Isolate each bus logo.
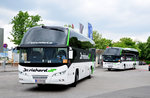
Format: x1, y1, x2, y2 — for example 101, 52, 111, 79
48, 69, 57, 72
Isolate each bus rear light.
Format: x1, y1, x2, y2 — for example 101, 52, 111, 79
63, 59, 68, 63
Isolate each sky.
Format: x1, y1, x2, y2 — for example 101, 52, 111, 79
0, 0, 150, 48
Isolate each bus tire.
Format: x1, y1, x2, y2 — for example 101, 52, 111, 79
149, 66, 150, 71
108, 68, 111, 71
123, 64, 126, 71
71, 70, 79, 87
133, 63, 136, 69
37, 84, 45, 87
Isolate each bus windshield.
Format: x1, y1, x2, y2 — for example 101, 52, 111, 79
104, 48, 120, 56
19, 48, 67, 63
103, 55, 120, 62
21, 27, 67, 45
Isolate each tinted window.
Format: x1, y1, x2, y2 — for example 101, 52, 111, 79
21, 27, 67, 45
122, 54, 136, 61
69, 37, 93, 49
103, 55, 120, 62
104, 48, 120, 55
19, 48, 67, 64
69, 31, 94, 49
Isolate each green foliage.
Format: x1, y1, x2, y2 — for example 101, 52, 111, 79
137, 42, 146, 60
113, 37, 137, 48
145, 61, 150, 64
9, 11, 43, 45
145, 36, 150, 60
81, 41, 94, 49
93, 31, 112, 49
137, 36, 150, 60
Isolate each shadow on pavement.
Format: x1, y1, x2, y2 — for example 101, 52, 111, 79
25, 76, 92, 92
26, 84, 70, 92
104, 68, 136, 72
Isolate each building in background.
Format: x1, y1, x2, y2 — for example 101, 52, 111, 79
95, 49, 104, 67
0, 28, 4, 53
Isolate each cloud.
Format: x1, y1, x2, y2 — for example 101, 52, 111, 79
101, 30, 149, 42
0, 7, 17, 48
0, 7, 17, 22
32, 0, 150, 32
0, 0, 150, 48
0, 7, 67, 48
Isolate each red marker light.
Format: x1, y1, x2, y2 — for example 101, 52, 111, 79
72, 24, 74, 29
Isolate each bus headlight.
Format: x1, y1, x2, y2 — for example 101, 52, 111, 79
52, 70, 66, 77
19, 71, 28, 76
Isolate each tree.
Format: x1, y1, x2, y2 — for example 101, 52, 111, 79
113, 37, 137, 49
137, 42, 146, 60
93, 30, 112, 49
9, 11, 43, 45
145, 36, 150, 60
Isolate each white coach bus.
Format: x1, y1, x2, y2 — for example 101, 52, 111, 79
17, 26, 95, 87
103, 47, 139, 71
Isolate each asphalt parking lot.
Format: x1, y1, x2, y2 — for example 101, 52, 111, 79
0, 65, 150, 98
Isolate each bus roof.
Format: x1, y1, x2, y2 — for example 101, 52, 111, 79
110, 47, 138, 52
103, 47, 139, 56
122, 48, 138, 52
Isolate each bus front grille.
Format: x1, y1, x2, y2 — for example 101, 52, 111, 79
32, 75, 48, 79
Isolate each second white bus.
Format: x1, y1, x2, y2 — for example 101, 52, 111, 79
103, 47, 139, 71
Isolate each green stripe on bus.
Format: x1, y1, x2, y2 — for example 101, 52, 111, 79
88, 53, 91, 59
67, 28, 71, 46
120, 49, 122, 55
91, 55, 94, 74
91, 66, 94, 74
48, 69, 56, 72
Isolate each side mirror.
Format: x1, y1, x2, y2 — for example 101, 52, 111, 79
121, 57, 123, 60
16, 46, 20, 50
69, 50, 73, 59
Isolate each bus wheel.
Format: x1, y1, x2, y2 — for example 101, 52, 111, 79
71, 70, 79, 87
123, 65, 126, 71
133, 63, 136, 69
37, 84, 45, 88
149, 66, 150, 71
108, 68, 111, 71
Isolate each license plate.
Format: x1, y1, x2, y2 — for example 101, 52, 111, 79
107, 64, 112, 66
35, 79, 45, 83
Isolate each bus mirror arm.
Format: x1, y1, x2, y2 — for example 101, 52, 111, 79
15, 46, 20, 50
